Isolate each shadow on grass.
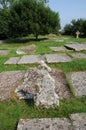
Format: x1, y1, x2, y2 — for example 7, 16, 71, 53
24, 99, 34, 107
6, 37, 48, 44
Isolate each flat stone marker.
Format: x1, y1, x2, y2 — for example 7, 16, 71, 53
4, 57, 20, 64
17, 118, 72, 130
50, 46, 68, 52
0, 71, 25, 101
0, 50, 9, 55
70, 52, 86, 59
18, 55, 45, 64
70, 71, 86, 96
65, 43, 86, 51
46, 54, 72, 63
70, 113, 86, 130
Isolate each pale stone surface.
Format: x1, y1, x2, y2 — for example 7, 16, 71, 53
18, 55, 45, 64
0, 71, 25, 101
0, 50, 9, 55
34, 61, 59, 108
16, 44, 36, 55
50, 46, 68, 52
65, 43, 86, 51
70, 113, 86, 130
46, 54, 72, 63
17, 118, 72, 130
4, 57, 20, 64
15, 68, 71, 100
70, 52, 86, 59
70, 71, 86, 96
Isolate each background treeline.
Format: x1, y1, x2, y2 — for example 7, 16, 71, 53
63, 19, 86, 37
0, 0, 60, 40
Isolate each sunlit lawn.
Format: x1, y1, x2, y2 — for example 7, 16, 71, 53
0, 35, 86, 130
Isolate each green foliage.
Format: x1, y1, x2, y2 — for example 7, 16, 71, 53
0, 0, 60, 39
64, 19, 86, 37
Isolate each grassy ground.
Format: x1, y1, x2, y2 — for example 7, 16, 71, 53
0, 35, 86, 130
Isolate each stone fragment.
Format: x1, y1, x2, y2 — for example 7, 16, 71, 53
34, 61, 59, 108
46, 54, 72, 63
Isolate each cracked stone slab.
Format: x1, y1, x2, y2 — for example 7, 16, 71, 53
46, 54, 72, 63
0, 71, 25, 101
70, 71, 86, 96
50, 46, 68, 52
70, 113, 86, 130
70, 52, 86, 59
65, 43, 86, 51
0, 50, 9, 55
4, 57, 20, 64
18, 55, 45, 64
17, 118, 72, 130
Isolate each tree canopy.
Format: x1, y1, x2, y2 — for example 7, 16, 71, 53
0, 0, 60, 39
63, 19, 86, 37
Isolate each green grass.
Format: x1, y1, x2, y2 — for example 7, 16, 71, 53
0, 35, 86, 130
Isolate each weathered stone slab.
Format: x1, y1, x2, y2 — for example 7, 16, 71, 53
70, 113, 86, 130
4, 57, 20, 64
65, 43, 86, 51
0, 50, 9, 55
17, 118, 72, 130
0, 71, 25, 101
70, 71, 86, 96
46, 54, 72, 63
70, 52, 86, 59
15, 68, 71, 100
18, 55, 45, 64
50, 46, 68, 52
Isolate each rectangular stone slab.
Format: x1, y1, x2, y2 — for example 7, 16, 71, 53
65, 43, 86, 51
17, 118, 72, 130
50, 46, 68, 52
70, 113, 86, 130
70, 71, 86, 96
70, 52, 86, 59
18, 55, 45, 64
4, 57, 20, 64
46, 54, 72, 63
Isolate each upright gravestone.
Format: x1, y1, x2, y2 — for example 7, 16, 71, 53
76, 30, 80, 38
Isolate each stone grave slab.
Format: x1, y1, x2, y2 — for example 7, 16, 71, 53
17, 118, 72, 130
70, 71, 86, 96
70, 113, 86, 130
18, 55, 45, 64
4, 57, 20, 64
50, 46, 68, 52
46, 54, 72, 63
0, 71, 25, 101
0, 50, 9, 55
15, 68, 71, 100
70, 52, 86, 59
65, 43, 86, 51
